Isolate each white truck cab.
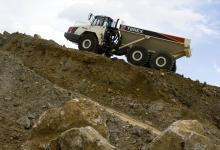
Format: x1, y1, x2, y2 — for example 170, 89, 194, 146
64, 14, 120, 55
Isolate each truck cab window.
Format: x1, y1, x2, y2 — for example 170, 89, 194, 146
103, 21, 108, 27
91, 16, 113, 27
91, 18, 97, 26
91, 17, 103, 26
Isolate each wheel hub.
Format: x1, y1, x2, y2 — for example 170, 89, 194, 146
132, 51, 143, 61
82, 39, 92, 49
156, 56, 167, 67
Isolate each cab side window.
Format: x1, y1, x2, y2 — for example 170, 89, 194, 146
103, 21, 108, 27
91, 18, 97, 26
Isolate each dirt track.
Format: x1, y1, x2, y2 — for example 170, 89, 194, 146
0, 32, 219, 149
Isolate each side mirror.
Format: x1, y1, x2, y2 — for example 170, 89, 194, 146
115, 19, 120, 28
88, 13, 93, 21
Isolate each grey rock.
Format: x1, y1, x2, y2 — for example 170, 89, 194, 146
16, 116, 31, 129
27, 113, 35, 119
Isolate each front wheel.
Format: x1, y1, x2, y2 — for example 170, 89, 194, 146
78, 34, 98, 53
150, 52, 174, 71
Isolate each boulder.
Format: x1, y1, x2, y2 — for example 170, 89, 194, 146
52, 126, 115, 150
22, 98, 109, 149
148, 120, 217, 150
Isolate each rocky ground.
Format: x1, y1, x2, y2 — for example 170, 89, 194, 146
0, 32, 219, 150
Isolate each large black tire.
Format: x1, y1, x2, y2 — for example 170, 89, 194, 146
127, 46, 149, 66
150, 51, 174, 71
78, 34, 98, 53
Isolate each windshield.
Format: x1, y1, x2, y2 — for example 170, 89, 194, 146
90, 16, 114, 28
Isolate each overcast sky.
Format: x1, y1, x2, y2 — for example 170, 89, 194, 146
0, 0, 220, 86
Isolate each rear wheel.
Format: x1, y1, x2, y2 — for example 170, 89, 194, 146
127, 46, 149, 66
150, 51, 174, 71
78, 34, 98, 53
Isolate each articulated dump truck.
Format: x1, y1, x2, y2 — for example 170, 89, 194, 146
64, 13, 191, 72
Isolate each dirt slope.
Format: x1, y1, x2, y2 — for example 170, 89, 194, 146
0, 50, 77, 149
0, 50, 157, 150
0, 32, 219, 149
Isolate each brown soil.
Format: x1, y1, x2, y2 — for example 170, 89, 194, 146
0, 32, 219, 149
